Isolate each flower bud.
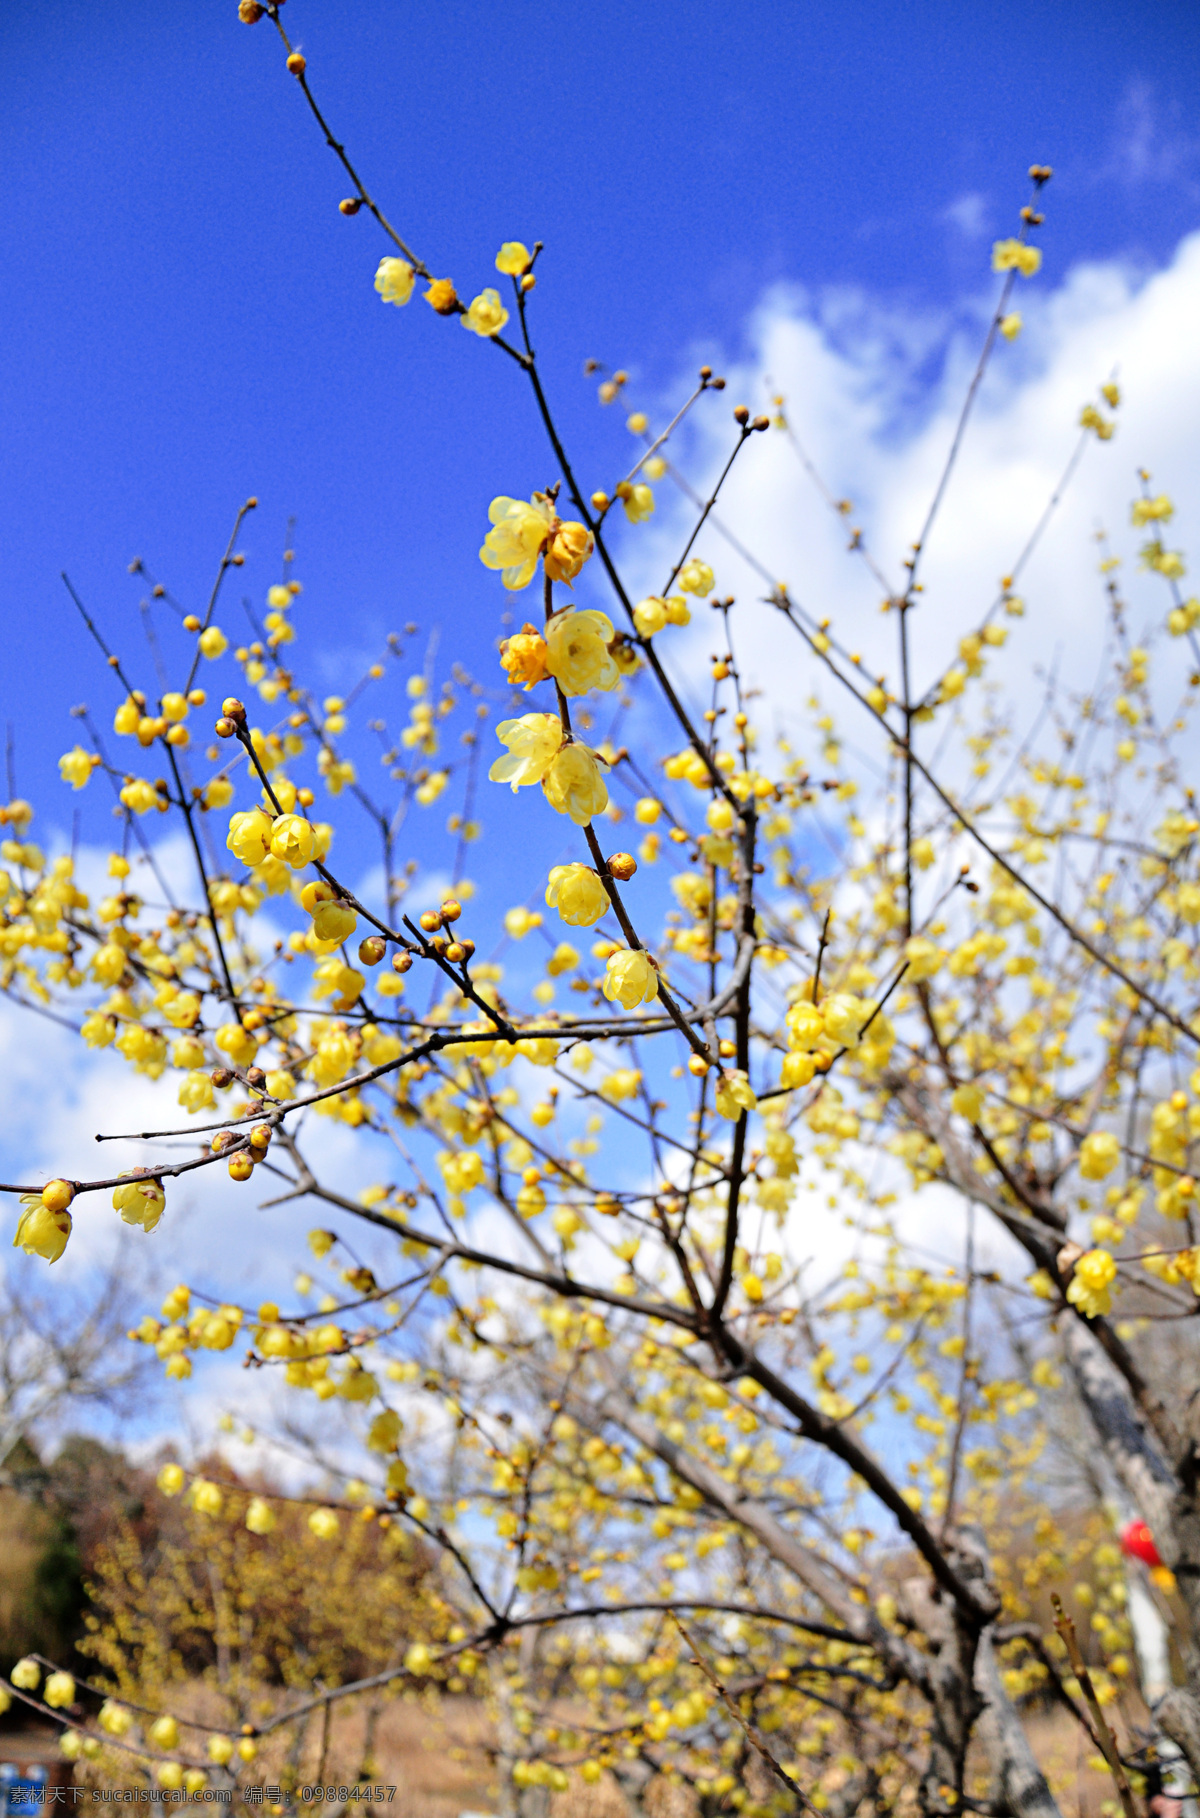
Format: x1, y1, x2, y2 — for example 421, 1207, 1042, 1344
215, 717, 236, 739
221, 697, 246, 723
286, 52, 307, 75
211, 1067, 235, 1089
687, 1053, 710, 1076
238, 0, 265, 18
248, 1125, 272, 1150
359, 936, 387, 966
607, 852, 637, 882
392, 951, 413, 974
41, 1178, 75, 1214
228, 1153, 255, 1183
339, 197, 362, 215
440, 897, 462, 923
183, 614, 200, 632
419, 911, 440, 933
444, 943, 464, 964
590, 491, 610, 512
733, 405, 750, 426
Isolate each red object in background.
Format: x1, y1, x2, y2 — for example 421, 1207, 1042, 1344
1121, 1519, 1163, 1567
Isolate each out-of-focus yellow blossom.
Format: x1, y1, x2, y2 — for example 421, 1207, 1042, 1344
499, 624, 549, 690
156, 1765, 183, 1793
999, 312, 1022, 340
904, 935, 942, 979
270, 812, 315, 868
198, 626, 228, 660
618, 482, 654, 522
911, 837, 936, 869
1131, 493, 1173, 526
716, 1070, 757, 1120
14, 1195, 71, 1264
503, 904, 543, 939
308, 1507, 340, 1540
98, 1702, 132, 1738
374, 257, 415, 306
462, 288, 509, 337
190, 1479, 224, 1517
544, 609, 619, 696
246, 1496, 276, 1534
951, 1083, 984, 1121
1079, 1130, 1120, 1180
495, 242, 531, 275
780, 1052, 816, 1089
207, 1735, 235, 1766
204, 775, 234, 810
81, 1012, 117, 1048
148, 1716, 179, 1750
678, 559, 714, 596
10, 1659, 40, 1691
633, 596, 668, 637
44, 1673, 75, 1710
227, 807, 274, 866
1066, 1248, 1117, 1318
157, 1463, 185, 1496
546, 940, 579, 975
786, 1002, 825, 1051
113, 1175, 166, 1233
120, 778, 161, 815
424, 277, 458, 314
542, 743, 608, 825
545, 863, 610, 925
602, 948, 658, 1008
489, 714, 562, 791
58, 747, 97, 789
992, 238, 1041, 277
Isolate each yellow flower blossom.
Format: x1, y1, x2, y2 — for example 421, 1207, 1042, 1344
633, 596, 668, 636
992, 238, 1042, 277
499, 624, 549, 690
246, 1495, 276, 1534
424, 277, 458, 314
113, 1176, 166, 1233
480, 495, 556, 590
489, 713, 562, 790
10, 1659, 40, 1692
157, 1463, 185, 1496
545, 863, 610, 926
544, 609, 619, 696
14, 1195, 72, 1264
678, 559, 714, 596
715, 1069, 757, 1121
308, 1507, 340, 1539
58, 747, 96, 790
495, 241, 531, 275
1065, 1248, 1117, 1319
270, 811, 315, 868
999, 312, 1022, 340
198, 625, 228, 659
120, 778, 160, 815
179, 1071, 216, 1113
374, 257, 415, 306
618, 482, 654, 522
542, 742, 609, 825
462, 288, 509, 337
602, 948, 658, 1009
1079, 1130, 1120, 1180
544, 519, 594, 583
227, 807, 274, 866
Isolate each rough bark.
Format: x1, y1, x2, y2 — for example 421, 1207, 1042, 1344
973, 1630, 1064, 1818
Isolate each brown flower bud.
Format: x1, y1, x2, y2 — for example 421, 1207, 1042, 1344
358, 936, 387, 966
215, 718, 236, 739
444, 942, 465, 964
458, 938, 475, 960
246, 1067, 266, 1089
248, 1125, 272, 1150
733, 405, 750, 426
392, 950, 413, 974
419, 911, 440, 933
286, 52, 306, 75
607, 852, 637, 882
238, 0, 265, 20
211, 1068, 234, 1089
440, 898, 462, 923
339, 197, 362, 216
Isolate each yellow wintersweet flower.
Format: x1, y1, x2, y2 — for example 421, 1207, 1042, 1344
179, 1071, 215, 1113
495, 241, 531, 276
619, 482, 655, 523
81, 1012, 117, 1048
374, 257, 415, 306
462, 288, 510, 337
544, 609, 619, 696
602, 948, 658, 1009
545, 863, 610, 926
58, 747, 96, 790
424, 277, 458, 314
113, 1175, 166, 1233
120, 778, 160, 815
992, 238, 1041, 277
113, 698, 140, 736
308, 1507, 340, 1540
785, 1002, 825, 1051
98, 1701, 132, 1738
499, 624, 549, 690
246, 1495, 276, 1534
480, 495, 556, 590
190, 1478, 224, 1517
544, 519, 593, 583
489, 713, 562, 791
1132, 493, 1174, 527
13, 1195, 72, 1264
198, 625, 228, 660
998, 312, 1022, 340
207, 1736, 235, 1766
715, 1069, 757, 1121
10, 1659, 40, 1691
148, 1716, 179, 1751
270, 811, 315, 868
678, 559, 714, 597
1066, 1248, 1117, 1319
633, 596, 668, 637
951, 1083, 984, 1122
43, 1672, 75, 1710
226, 807, 274, 866
1079, 1130, 1120, 1180
542, 743, 609, 825
780, 1052, 816, 1090
214, 1021, 257, 1067
204, 775, 234, 810
157, 1462, 185, 1496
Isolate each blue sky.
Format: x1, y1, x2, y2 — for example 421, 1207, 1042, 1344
2, 0, 1199, 842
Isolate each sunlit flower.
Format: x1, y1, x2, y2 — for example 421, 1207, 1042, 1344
545, 863, 610, 926
542, 742, 608, 825
678, 559, 714, 596
424, 277, 458, 314
602, 948, 658, 1009
13, 1195, 71, 1264
58, 747, 96, 790
544, 609, 619, 696
308, 1507, 340, 1540
543, 520, 593, 584
43, 1673, 75, 1710
462, 288, 509, 337
480, 495, 555, 590
489, 713, 562, 790
374, 257, 415, 306
998, 312, 1022, 340
617, 482, 654, 522
157, 1463, 185, 1496
227, 808, 274, 866
1066, 1248, 1117, 1319
1079, 1131, 1120, 1180
715, 1069, 757, 1121
246, 1496, 276, 1534
270, 812, 315, 868
633, 596, 668, 636
113, 1175, 166, 1233
499, 624, 549, 690
992, 238, 1041, 277
495, 242, 531, 275
198, 626, 228, 660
